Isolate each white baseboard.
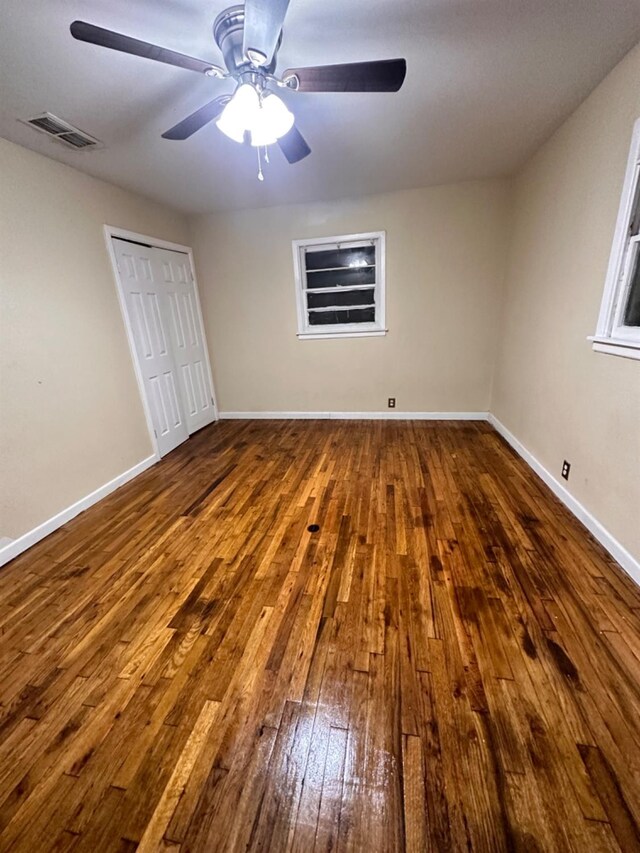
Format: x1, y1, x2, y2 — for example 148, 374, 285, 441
219, 411, 489, 421
0, 454, 158, 568
488, 414, 640, 585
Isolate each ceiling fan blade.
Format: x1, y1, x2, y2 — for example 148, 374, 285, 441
70, 21, 223, 76
162, 97, 230, 140
278, 125, 311, 164
283, 58, 407, 92
242, 0, 291, 66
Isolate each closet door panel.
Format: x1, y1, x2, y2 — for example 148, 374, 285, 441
112, 239, 189, 457
155, 248, 217, 434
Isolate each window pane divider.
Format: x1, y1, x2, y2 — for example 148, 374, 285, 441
306, 264, 375, 273
304, 284, 376, 294
304, 241, 372, 254
308, 304, 375, 313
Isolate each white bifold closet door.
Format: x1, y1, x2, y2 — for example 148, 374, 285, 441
112, 238, 216, 457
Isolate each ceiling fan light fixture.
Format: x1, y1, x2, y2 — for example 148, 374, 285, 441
216, 83, 294, 147
250, 93, 294, 147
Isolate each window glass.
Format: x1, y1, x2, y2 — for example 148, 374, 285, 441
623, 249, 640, 326
305, 267, 375, 289
305, 246, 375, 271
308, 307, 376, 326
307, 288, 375, 310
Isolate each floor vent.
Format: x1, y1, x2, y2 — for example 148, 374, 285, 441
21, 112, 102, 151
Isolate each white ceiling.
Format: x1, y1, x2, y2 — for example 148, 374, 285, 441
2, 0, 640, 214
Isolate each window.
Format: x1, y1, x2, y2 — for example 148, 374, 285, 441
292, 231, 386, 339
592, 118, 640, 360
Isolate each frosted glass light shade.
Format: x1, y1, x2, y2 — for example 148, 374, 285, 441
216, 83, 260, 143
250, 94, 294, 147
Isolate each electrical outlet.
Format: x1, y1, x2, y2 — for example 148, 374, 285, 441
561, 460, 571, 481
388, 397, 396, 408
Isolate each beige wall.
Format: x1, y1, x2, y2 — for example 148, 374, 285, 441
492, 43, 640, 561
189, 181, 512, 415
0, 138, 188, 540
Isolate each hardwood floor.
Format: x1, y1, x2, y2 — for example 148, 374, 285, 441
1, 419, 639, 852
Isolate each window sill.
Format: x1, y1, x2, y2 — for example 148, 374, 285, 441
588, 335, 640, 361
297, 329, 388, 341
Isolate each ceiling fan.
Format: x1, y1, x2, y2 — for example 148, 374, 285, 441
70, 1, 407, 177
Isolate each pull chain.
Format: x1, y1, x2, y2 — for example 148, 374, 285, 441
257, 146, 264, 182
264, 146, 270, 165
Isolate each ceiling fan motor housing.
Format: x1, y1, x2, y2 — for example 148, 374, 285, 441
213, 5, 282, 76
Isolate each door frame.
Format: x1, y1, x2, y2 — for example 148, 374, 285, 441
104, 224, 219, 459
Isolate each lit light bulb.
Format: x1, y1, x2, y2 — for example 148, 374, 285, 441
216, 83, 260, 142
250, 93, 294, 147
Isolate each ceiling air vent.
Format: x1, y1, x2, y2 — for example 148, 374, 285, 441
21, 112, 102, 151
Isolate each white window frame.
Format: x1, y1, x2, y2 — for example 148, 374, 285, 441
292, 231, 387, 340
590, 117, 640, 361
